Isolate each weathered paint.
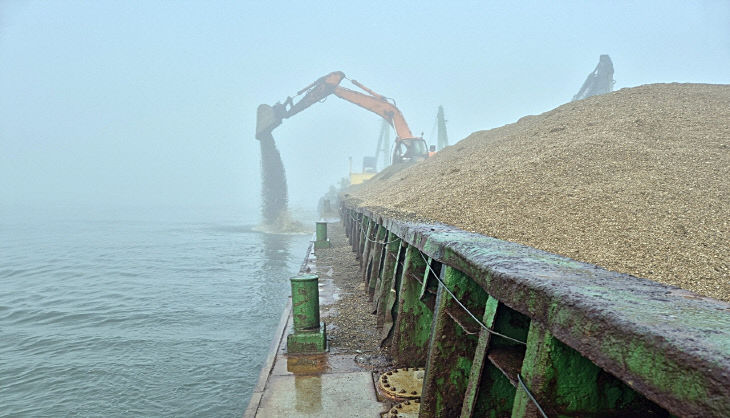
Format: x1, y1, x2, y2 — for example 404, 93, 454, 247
343, 205, 730, 417
373, 231, 401, 323
287, 274, 326, 354
286, 324, 327, 354
357, 215, 368, 261
391, 245, 433, 365
381, 241, 406, 345
360, 219, 375, 273
314, 221, 329, 249
367, 225, 388, 297
420, 266, 487, 417
290, 274, 321, 331
513, 321, 667, 417
479, 362, 518, 418
461, 296, 500, 417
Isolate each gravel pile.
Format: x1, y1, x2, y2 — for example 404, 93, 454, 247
347, 83, 730, 302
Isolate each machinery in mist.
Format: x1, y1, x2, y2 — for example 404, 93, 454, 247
572, 55, 615, 101
436, 105, 449, 151
255, 71, 429, 165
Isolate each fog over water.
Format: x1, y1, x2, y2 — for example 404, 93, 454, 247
1, 1, 728, 211
1, 1, 728, 416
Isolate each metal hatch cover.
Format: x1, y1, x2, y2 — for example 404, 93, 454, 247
377, 367, 425, 400
387, 399, 420, 417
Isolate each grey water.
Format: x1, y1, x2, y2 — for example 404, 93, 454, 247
0, 207, 312, 417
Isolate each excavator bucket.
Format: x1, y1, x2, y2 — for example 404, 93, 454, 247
255, 104, 282, 140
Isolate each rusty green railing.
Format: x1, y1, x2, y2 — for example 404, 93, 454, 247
342, 203, 730, 418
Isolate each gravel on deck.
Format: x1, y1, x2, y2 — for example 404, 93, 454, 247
315, 222, 392, 368
346, 83, 730, 302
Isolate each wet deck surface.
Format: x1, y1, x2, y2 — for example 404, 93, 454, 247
245, 221, 388, 417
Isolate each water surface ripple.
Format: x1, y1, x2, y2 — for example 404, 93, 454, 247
0, 217, 310, 416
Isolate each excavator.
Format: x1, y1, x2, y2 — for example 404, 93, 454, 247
572, 55, 615, 101
255, 71, 428, 164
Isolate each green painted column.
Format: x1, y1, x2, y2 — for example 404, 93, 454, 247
351, 213, 358, 252
360, 220, 375, 280
420, 266, 487, 417
380, 241, 406, 345
461, 296, 500, 417
390, 245, 433, 366
316, 221, 327, 242
287, 274, 327, 353
357, 216, 369, 261
366, 225, 388, 297
512, 321, 664, 417
314, 222, 330, 249
373, 231, 400, 324
290, 274, 320, 331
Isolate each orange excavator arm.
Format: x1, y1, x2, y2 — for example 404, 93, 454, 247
255, 71, 346, 139
332, 85, 414, 139
256, 71, 414, 140
256, 71, 427, 163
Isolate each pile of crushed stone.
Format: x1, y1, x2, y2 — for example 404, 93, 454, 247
346, 83, 730, 302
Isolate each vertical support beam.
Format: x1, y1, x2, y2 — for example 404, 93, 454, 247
360, 219, 375, 274
512, 321, 553, 418
380, 241, 407, 345
364, 224, 387, 295
351, 213, 361, 253
461, 296, 500, 417
357, 215, 369, 262
373, 231, 400, 324
391, 245, 433, 365
346, 210, 354, 245
420, 266, 486, 417
512, 321, 662, 417
365, 226, 382, 296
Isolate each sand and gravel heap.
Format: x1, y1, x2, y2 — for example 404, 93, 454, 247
347, 83, 730, 302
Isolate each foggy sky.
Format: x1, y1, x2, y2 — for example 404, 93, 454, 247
1, 1, 728, 219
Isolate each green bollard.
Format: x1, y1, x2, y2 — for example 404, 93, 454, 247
287, 274, 327, 353
314, 222, 330, 249
291, 274, 321, 331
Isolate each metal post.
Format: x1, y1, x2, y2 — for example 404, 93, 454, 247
287, 274, 327, 353
314, 221, 330, 249
291, 274, 321, 331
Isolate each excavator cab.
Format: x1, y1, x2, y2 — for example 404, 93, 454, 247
392, 138, 428, 164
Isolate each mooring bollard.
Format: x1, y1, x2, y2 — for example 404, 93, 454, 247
287, 274, 327, 353
322, 199, 332, 213
314, 221, 330, 249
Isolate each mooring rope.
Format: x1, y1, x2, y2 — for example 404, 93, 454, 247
419, 251, 527, 346
517, 374, 549, 418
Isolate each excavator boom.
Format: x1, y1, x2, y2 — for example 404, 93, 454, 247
255, 71, 427, 164
256, 71, 345, 139
332, 86, 414, 139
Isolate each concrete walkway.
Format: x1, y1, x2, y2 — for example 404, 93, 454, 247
244, 236, 386, 417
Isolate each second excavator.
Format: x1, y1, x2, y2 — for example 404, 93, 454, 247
255, 71, 428, 164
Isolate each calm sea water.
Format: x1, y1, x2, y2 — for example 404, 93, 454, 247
0, 207, 312, 417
